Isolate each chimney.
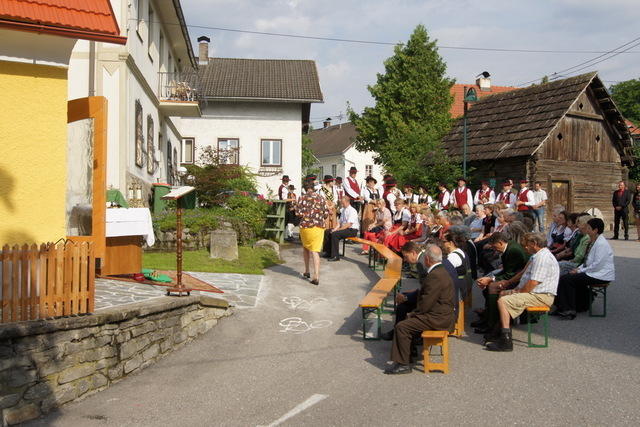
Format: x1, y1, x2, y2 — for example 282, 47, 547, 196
197, 36, 210, 65
323, 117, 332, 129
476, 71, 491, 91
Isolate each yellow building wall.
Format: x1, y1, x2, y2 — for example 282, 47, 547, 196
0, 60, 68, 245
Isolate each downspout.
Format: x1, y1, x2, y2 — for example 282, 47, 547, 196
88, 41, 96, 96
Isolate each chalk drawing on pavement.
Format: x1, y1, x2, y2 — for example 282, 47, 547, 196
278, 317, 333, 334
282, 296, 327, 311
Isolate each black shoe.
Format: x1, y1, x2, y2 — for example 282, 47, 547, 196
302, 272, 311, 279
486, 330, 513, 352
310, 279, 319, 286
470, 319, 487, 328
483, 328, 501, 343
383, 363, 412, 375
625, 236, 629, 241
328, 257, 340, 262
558, 310, 576, 320
322, 253, 331, 258
380, 330, 394, 341
474, 325, 491, 334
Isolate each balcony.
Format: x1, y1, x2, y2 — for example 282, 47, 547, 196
158, 71, 201, 117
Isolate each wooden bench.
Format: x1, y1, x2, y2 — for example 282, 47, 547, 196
588, 282, 610, 317
525, 306, 550, 348
348, 237, 402, 340
421, 330, 449, 374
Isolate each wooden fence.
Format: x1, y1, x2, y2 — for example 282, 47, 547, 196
0, 241, 95, 323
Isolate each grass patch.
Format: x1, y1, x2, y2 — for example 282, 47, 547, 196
143, 246, 282, 275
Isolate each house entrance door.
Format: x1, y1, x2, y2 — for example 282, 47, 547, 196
66, 97, 107, 262
551, 181, 571, 213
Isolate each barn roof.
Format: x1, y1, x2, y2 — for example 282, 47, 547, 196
442, 72, 635, 164
308, 122, 358, 157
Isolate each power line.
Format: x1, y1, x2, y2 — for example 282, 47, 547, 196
135, 19, 640, 55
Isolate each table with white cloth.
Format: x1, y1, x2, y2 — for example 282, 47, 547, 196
103, 208, 155, 275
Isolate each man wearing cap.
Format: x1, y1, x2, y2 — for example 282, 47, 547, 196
436, 182, 450, 210
278, 175, 290, 200
515, 179, 535, 218
496, 180, 516, 209
319, 175, 339, 229
450, 178, 474, 211
344, 166, 364, 214
383, 179, 399, 214
474, 181, 496, 205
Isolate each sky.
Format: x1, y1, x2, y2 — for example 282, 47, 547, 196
181, 0, 640, 127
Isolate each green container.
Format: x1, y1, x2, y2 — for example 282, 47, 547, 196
152, 183, 171, 214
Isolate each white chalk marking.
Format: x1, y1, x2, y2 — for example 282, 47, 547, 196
278, 317, 333, 334
259, 394, 328, 427
282, 296, 327, 311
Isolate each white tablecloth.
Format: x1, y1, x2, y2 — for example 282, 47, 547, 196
106, 208, 155, 246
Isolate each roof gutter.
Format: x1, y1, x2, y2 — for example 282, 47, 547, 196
204, 96, 324, 103
171, 0, 197, 69
0, 19, 127, 45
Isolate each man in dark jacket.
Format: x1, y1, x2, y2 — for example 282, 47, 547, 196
612, 180, 632, 240
384, 244, 455, 375
473, 232, 528, 334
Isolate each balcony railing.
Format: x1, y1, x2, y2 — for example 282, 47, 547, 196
158, 71, 200, 102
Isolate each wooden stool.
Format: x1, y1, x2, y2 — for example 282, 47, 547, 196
421, 330, 449, 374
588, 282, 610, 317
449, 300, 465, 338
526, 306, 550, 348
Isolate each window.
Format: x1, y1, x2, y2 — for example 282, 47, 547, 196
365, 164, 373, 177
261, 139, 282, 166
218, 138, 239, 165
135, 101, 143, 167
182, 138, 195, 164
331, 164, 337, 177
148, 5, 155, 61
146, 116, 154, 174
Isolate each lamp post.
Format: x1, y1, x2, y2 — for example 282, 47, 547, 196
462, 86, 478, 179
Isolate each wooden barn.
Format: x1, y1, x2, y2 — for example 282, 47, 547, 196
443, 72, 635, 227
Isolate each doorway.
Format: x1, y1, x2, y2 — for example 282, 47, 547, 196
551, 180, 572, 213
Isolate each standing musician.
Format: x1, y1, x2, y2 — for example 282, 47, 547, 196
496, 180, 516, 209
319, 175, 338, 229
335, 176, 345, 201
362, 176, 381, 234
344, 166, 364, 214
404, 184, 420, 204
383, 179, 399, 214
284, 184, 299, 241
278, 175, 290, 200
417, 185, 433, 207
436, 182, 451, 210
450, 177, 474, 211
474, 180, 496, 205
515, 179, 535, 216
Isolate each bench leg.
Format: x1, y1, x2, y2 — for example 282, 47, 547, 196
362, 307, 382, 340
588, 286, 607, 317
422, 336, 449, 374
341, 239, 346, 257
527, 311, 549, 348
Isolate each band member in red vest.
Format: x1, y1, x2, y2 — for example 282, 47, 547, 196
515, 179, 535, 212
496, 180, 516, 209
335, 177, 345, 200
436, 182, 450, 210
474, 180, 496, 205
344, 166, 364, 214
450, 178, 474, 210
278, 175, 290, 200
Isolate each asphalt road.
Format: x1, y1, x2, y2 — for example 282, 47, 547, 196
30, 239, 640, 426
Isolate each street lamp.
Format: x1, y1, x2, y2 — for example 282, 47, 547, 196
462, 86, 478, 179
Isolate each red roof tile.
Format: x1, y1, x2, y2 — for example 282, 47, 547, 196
0, 0, 125, 44
625, 119, 640, 135
450, 83, 518, 117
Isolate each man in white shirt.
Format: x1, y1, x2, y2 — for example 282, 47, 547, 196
450, 178, 474, 211
323, 197, 360, 261
486, 232, 559, 352
531, 181, 548, 232
553, 218, 614, 319
436, 182, 450, 210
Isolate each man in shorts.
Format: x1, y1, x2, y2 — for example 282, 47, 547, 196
486, 232, 559, 352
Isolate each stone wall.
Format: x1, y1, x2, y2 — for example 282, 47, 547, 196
153, 229, 210, 251
0, 296, 232, 426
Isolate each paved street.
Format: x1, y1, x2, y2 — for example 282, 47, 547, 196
31, 239, 640, 426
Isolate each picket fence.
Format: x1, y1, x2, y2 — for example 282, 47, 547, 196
0, 241, 95, 323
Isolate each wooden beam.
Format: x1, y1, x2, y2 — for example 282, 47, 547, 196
566, 111, 604, 121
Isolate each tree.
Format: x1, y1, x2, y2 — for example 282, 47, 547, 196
610, 79, 640, 181
301, 132, 318, 175
348, 24, 461, 188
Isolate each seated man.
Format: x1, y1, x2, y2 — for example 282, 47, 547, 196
486, 232, 560, 351
474, 232, 528, 335
384, 244, 455, 375
323, 196, 359, 261
553, 218, 614, 319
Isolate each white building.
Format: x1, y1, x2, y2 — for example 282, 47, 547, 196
68, 0, 199, 203
309, 121, 385, 184
179, 38, 323, 196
